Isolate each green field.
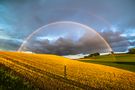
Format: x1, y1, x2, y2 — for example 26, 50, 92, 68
78, 54, 135, 72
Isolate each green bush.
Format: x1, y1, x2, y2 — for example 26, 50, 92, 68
0, 65, 35, 90
128, 48, 135, 54
84, 52, 100, 58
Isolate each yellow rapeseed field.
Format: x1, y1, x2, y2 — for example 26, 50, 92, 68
0, 51, 135, 90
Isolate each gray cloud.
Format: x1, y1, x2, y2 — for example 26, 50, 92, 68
22, 30, 127, 55
100, 31, 130, 51
0, 39, 21, 51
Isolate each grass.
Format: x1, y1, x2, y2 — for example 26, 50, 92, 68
0, 64, 36, 90
0, 51, 135, 90
78, 54, 135, 72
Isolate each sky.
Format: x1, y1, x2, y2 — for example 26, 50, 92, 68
0, 0, 135, 55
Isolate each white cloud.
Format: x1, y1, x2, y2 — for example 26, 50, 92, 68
120, 34, 127, 37
64, 54, 88, 59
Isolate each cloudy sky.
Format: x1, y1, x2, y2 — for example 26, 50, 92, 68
0, 0, 135, 55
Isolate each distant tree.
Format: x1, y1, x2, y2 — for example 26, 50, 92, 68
128, 48, 135, 54
111, 51, 114, 54
91, 52, 100, 57
84, 52, 100, 58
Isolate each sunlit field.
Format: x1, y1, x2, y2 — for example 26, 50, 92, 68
0, 51, 135, 90
78, 54, 135, 72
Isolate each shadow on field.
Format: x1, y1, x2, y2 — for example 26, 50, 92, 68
79, 60, 135, 72
80, 60, 135, 66
114, 62, 135, 65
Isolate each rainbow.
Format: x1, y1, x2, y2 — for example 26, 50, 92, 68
18, 21, 113, 52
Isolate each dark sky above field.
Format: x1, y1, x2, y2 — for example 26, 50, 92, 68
0, 0, 135, 54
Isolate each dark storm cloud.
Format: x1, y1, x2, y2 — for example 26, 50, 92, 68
1, 0, 135, 33
0, 0, 135, 52
23, 30, 128, 55
100, 31, 130, 51
0, 39, 21, 51
25, 39, 109, 55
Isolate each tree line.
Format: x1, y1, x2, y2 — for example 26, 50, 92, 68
84, 48, 135, 58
